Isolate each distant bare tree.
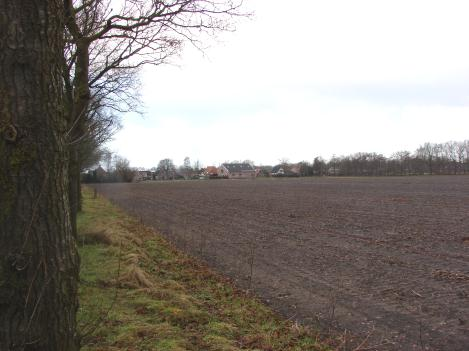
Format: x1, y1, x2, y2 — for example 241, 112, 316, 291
158, 158, 176, 180
81, 144, 108, 170
463, 140, 469, 173
114, 156, 136, 182
180, 156, 194, 179
416, 142, 436, 175
391, 151, 412, 176
298, 161, 313, 176
329, 155, 339, 176
456, 142, 466, 174
444, 141, 459, 174
101, 148, 114, 172
312, 156, 327, 176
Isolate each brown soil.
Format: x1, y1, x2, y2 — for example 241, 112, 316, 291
94, 176, 469, 350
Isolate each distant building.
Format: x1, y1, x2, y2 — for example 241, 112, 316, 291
203, 166, 219, 178
256, 165, 272, 177
94, 166, 107, 180
218, 163, 256, 179
271, 164, 285, 177
134, 170, 152, 182
271, 164, 300, 177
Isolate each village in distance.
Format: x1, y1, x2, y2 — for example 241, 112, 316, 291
82, 139, 469, 183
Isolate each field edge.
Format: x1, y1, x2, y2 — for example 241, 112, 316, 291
77, 186, 331, 351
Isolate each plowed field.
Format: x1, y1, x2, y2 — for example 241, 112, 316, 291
93, 176, 469, 350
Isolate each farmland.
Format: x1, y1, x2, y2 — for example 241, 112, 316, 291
93, 176, 469, 350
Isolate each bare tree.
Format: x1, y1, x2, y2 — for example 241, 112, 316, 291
464, 140, 469, 173
101, 148, 114, 171
391, 150, 412, 176
1, 2, 246, 348
416, 142, 436, 175
312, 156, 327, 176
114, 155, 136, 182
63, 0, 246, 232
180, 156, 194, 179
444, 141, 459, 174
80, 144, 108, 170
0, 0, 79, 349
158, 158, 176, 180
456, 142, 466, 174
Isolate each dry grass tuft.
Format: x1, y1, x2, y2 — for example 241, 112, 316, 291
79, 230, 113, 245
111, 251, 157, 288
120, 229, 144, 246
117, 265, 154, 289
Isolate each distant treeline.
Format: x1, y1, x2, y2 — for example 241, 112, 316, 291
83, 139, 469, 182
298, 140, 469, 177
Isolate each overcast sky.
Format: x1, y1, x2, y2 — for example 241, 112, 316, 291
108, 0, 469, 168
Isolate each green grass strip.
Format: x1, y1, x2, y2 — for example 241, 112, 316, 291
77, 187, 329, 351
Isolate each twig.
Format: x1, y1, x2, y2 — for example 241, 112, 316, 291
352, 327, 374, 351
247, 242, 255, 290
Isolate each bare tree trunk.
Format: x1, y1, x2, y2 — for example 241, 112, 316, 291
0, 0, 79, 349
67, 38, 91, 226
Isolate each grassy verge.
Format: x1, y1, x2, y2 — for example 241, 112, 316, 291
77, 187, 329, 351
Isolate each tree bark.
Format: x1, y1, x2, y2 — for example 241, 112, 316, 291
0, 0, 79, 349
69, 147, 80, 237
67, 37, 91, 226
